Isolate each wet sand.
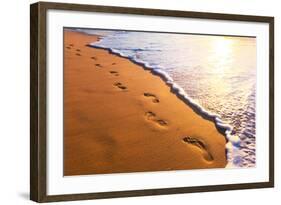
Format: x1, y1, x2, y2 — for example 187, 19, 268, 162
63, 30, 227, 176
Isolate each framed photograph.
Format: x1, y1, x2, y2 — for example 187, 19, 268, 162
30, 1, 274, 202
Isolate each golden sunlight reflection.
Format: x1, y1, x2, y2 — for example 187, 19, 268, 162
213, 37, 234, 55
208, 37, 235, 75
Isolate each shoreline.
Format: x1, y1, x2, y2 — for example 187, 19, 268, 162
64, 30, 227, 176
89, 38, 235, 161
89, 43, 232, 136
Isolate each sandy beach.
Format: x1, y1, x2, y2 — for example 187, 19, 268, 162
63, 30, 227, 176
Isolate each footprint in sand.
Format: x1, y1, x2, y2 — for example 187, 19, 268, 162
76, 49, 81, 52
182, 136, 214, 162
114, 82, 127, 90
144, 92, 160, 103
76, 53, 81, 56
109, 71, 119, 76
69, 44, 74, 47
66, 46, 71, 49
112, 62, 116, 65
145, 111, 168, 127
95, 63, 102, 68
91, 56, 97, 60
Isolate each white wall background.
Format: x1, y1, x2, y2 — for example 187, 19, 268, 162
0, 0, 279, 204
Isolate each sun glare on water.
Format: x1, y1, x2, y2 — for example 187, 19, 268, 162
213, 37, 234, 55
208, 37, 235, 76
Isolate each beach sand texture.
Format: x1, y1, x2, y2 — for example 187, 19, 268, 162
63, 30, 227, 176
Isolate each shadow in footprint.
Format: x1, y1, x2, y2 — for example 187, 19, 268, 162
66, 46, 71, 49
69, 44, 74, 47
145, 111, 156, 119
144, 92, 160, 103
112, 62, 116, 65
76, 49, 81, 52
76, 53, 81, 56
157, 119, 168, 126
109, 71, 119, 76
91, 56, 97, 60
182, 136, 214, 161
95, 63, 102, 68
114, 82, 127, 90
145, 111, 167, 127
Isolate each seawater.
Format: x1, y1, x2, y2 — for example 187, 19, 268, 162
77, 28, 257, 168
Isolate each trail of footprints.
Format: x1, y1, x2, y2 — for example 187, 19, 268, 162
68, 43, 164, 132
77, 41, 166, 127
66, 42, 213, 162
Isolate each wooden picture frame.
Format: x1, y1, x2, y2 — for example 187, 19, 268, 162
30, 1, 274, 202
